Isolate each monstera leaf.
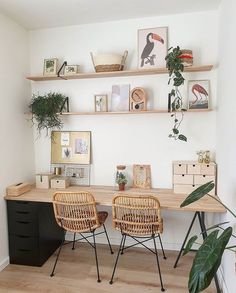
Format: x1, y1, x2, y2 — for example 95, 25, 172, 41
180, 181, 215, 208
188, 227, 232, 293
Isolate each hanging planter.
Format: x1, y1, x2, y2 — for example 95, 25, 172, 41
165, 46, 187, 142
29, 92, 69, 137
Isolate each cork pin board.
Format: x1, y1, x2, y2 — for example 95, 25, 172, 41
51, 131, 91, 164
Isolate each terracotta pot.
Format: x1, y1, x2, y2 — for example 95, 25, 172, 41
118, 183, 125, 191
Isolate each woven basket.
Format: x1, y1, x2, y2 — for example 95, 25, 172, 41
91, 51, 128, 72
179, 49, 193, 67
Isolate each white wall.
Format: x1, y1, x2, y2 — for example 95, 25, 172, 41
0, 13, 35, 270
29, 11, 219, 250
216, 1, 236, 292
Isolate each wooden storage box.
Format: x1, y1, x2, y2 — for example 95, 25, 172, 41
36, 173, 55, 189
6, 182, 31, 197
51, 176, 70, 189
173, 161, 217, 195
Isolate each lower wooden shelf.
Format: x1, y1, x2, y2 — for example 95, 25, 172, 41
59, 109, 212, 116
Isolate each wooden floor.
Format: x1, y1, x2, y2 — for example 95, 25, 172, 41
0, 243, 215, 293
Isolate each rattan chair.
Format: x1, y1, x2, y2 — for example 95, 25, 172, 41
109, 194, 166, 291
50, 191, 113, 282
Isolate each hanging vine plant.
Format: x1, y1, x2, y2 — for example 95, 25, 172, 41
29, 92, 69, 137
165, 46, 187, 142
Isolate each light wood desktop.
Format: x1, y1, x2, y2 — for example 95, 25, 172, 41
5, 185, 226, 213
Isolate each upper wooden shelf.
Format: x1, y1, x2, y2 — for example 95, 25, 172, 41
26, 65, 213, 81
60, 109, 212, 116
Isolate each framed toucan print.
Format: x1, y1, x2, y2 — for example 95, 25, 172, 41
138, 27, 168, 69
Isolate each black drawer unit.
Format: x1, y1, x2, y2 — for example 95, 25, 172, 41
7, 200, 64, 266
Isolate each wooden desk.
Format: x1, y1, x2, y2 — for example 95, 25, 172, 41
5, 185, 226, 213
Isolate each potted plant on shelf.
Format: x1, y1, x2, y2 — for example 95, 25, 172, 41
180, 182, 235, 293
29, 92, 69, 137
116, 173, 128, 191
165, 46, 187, 142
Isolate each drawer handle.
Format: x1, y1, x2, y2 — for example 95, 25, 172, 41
16, 221, 31, 224
203, 175, 206, 177
182, 174, 185, 177
192, 185, 195, 187
18, 249, 30, 252
193, 164, 195, 167
16, 211, 29, 215
16, 235, 30, 238
207, 165, 209, 167
178, 164, 181, 167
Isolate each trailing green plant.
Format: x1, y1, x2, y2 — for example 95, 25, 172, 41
29, 92, 68, 136
165, 46, 187, 142
180, 181, 235, 293
116, 173, 128, 185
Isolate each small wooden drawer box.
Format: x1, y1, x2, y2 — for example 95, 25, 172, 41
173, 174, 193, 185
36, 173, 55, 189
173, 163, 187, 175
51, 177, 70, 189
173, 161, 217, 195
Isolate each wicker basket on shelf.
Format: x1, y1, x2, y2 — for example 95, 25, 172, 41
90, 50, 128, 72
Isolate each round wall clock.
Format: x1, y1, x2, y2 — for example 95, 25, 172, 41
130, 87, 147, 111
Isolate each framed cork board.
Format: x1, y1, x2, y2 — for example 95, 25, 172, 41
133, 164, 151, 189
51, 131, 91, 164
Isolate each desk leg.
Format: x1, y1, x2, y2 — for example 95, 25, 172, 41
198, 212, 221, 293
173, 212, 198, 268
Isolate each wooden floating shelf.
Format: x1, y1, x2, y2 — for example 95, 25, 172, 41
26, 65, 214, 81
59, 109, 212, 116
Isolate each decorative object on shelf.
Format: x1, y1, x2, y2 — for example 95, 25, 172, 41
133, 164, 151, 189
172, 160, 216, 195
90, 51, 128, 72
204, 150, 211, 163
116, 165, 128, 191
43, 58, 58, 76
180, 182, 234, 293
129, 87, 147, 111
29, 92, 69, 136
138, 27, 168, 69
64, 65, 79, 75
165, 46, 187, 142
51, 131, 91, 164
188, 80, 210, 110
94, 94, 108, 112
178, 49, 193, 67
111, 84, 130, 111
196, 150, 204, 163
65, 164, 90, 186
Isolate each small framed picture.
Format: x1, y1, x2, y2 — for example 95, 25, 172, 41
94, 95, 108, 112
188, 80, 210, 110
138, 27, 168, 69
64, 65, 79, 76
133, 164, 151, 189
43, 58, 58, 76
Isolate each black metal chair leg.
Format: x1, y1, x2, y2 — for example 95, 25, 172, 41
158, 234, 167, 259
50, 236, 65, 277
153, 235, 165, 292
174, 211, 198, 268
92, 230, 101, 283
72, 232, 76, 250
103, 224, 114, 254
121, 234, 126, 255
109, 234, 125, 284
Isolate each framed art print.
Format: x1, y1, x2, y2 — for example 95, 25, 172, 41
43, 58, 58, 75
51, 131, 91, 164
94, 94, 108, 112
111, 84, 130, 111
133, 164, 151, 189
188, 80, 210, 110
138, 27, 168, 69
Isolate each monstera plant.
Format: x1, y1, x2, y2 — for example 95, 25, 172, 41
165, 46, 187, 142
180, 182, 235, 293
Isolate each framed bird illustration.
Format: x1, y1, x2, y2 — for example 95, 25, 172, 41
138, 27, 168, 69
188, 80, 210, 110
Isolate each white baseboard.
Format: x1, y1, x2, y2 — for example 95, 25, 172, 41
0, 257, 9, 271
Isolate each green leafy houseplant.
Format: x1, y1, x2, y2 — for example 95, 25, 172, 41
180, 181, 235, 293
165, 46, 187, 142
116, 173, 128, 191
29, 92, 68, 136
